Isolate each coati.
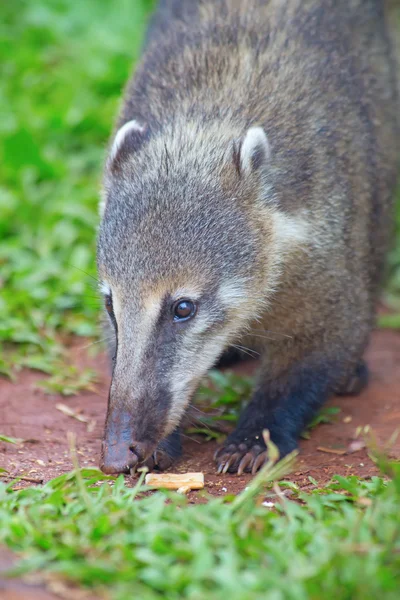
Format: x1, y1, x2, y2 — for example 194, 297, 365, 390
97, 0, 399, 476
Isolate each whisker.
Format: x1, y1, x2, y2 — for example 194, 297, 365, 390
245, 328, 293, 340
185, 411, 216, 432
78, 337, 114, 350
81, 295, 102, 300
190, 404, 210, 416
179, 432, 202, 444
68, 264, 100, 284
242, 333, 275, 342
231, 344, 260, 359
64, 304, 102, 311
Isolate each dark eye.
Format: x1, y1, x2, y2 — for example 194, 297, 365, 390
105, 295, 113, 315
172, 299, 197, 322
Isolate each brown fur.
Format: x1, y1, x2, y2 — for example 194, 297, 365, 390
97, 0, 399, 475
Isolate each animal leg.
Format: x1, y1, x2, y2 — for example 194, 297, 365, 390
140, 428, 182, 473
335, 361, 368, 396
215, 362, 333, 474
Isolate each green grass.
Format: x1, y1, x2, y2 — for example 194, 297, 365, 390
0, 0, 155, 380
1, 444, 399, 600
1, 0, 400, 382
1, 2, 400, 598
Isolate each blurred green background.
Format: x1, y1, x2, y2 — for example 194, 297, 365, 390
0, 0, 155, 378
0, 0, 399, 380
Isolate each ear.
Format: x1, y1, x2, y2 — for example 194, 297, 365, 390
233, 126, 270, 176
108, 119, 150, 164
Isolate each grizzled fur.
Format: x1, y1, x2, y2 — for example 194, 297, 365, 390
97, 0, 399, 475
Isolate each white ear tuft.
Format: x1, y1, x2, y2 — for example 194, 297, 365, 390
239, 126, 270, 175
109, 119, 148, 163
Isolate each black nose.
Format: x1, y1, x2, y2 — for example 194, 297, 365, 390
100, 439, 153, 475
100, 440, 137, 474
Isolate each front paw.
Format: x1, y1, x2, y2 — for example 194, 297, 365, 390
132, 430, 181, 474
145, 447, 176, 472
214, 438, 268, 475
131, 447, 176, 474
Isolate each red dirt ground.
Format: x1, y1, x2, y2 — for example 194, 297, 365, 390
1, 329, 400, 499
1, 329, 400, 598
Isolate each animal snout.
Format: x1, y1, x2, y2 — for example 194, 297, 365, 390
100, 439, 153, 475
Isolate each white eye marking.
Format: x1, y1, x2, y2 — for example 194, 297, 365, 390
218, 279, 248, 309
167, 332, 231, 434
100, 281, 111, 296
171, 287, 202, 303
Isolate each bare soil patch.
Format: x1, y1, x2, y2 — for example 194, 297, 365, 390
1, 330, 400, 500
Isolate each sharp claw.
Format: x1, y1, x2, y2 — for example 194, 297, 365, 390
130, 464, 137, 476
222, 452, 240, 474
216, 440, 268, 476
251, 451, 268, 475
222, 461, 231, 474
215, 444, 235, 461
237, 452, 253, 475
217, 461, 226, 474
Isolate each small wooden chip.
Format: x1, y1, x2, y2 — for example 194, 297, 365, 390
317, 446, 347, 455
18, 476, 44, 484
56, 403, 89, 423
145, 472, 204, 491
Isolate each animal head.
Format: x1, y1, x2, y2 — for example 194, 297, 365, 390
97, 118, 307, 473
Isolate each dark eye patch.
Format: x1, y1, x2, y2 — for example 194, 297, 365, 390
104, 294, 118, 333
105, 294, 114, 315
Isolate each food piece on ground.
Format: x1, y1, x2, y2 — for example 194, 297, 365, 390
145, 472, 204, 491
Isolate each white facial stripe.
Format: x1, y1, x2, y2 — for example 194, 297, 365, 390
166, 301, 256, 435
217, 278, 248, 309
167, 331, 231, 433
100, 281, 111, 296
171, 287, 202, 302
189, 315, 213, 335
121, 295, 162, 367
258, 208, 310, 303
111, 289, 122, 325
143, 297, 163, 327
165, 277, 259, 432
104, 289, 163, 390
127, 298, 162, 374
271, 210, 310, 250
